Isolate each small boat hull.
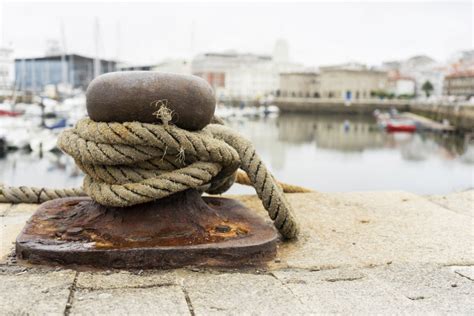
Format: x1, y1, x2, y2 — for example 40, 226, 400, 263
0, 109, 22, 117
386, 124, 416, 133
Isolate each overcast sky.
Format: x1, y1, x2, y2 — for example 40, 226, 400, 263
1, 1, 472, 67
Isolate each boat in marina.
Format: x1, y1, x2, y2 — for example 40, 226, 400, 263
374, 109, 416, 133
385, 120, 417, 133
0, 109, 22, 117
215, 104, 280, 120
0, 94, 87, 153
0, 116, 41, 149
374, 108, 455, 134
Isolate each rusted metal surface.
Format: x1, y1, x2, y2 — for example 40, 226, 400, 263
16, 190, 278, 269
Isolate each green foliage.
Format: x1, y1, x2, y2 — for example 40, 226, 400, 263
397, 94, 415, 100
421, 80, 434, 97
370, 90, 394, 99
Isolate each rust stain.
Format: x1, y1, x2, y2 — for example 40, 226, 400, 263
16, 190, 277, 268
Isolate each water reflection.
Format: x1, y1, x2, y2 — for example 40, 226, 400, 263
0, 114, 472, 195
226, 114, 473, 194
274, 113, 471, 157
0, 150, 82, 188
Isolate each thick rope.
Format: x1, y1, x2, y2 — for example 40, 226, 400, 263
0, 118, 300, 239
236, 170, 312, 193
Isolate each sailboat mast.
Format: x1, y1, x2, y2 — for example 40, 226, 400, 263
93, 17, 100, 78
60, 20, 68, 87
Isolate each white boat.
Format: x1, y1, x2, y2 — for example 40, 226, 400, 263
260, 105, 279, 116
0, 116, 40, 149
29, 129, 60, 153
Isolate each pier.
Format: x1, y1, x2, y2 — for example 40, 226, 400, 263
400, 112, 455, 132
1, 190, 473, 314
275, 98, 474, 132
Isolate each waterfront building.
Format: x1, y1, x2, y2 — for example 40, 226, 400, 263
152, 59, 191, 75
384, 55, 445, 98
443, 71, 474, 99
118, 59, 191, 75
410, 67, 445, 98
192, 52, 273, 100
279, 71, 320, 98
318, 63, 388, 100
387, 72, 416, 97
442, 50, 474, 99
225, 61, 293, 101
118, 64, 154, 71
0, 46, 14, 98
14, 54, 117, 93
192, 41, 304, 101
273, 39, 290, 64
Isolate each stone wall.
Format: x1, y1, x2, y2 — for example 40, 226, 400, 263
410, 103, 474, 131
275, 98, 474, 131
275, 98, 410, 114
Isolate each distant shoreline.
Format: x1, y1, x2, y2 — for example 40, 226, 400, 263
274, 98, 474, 132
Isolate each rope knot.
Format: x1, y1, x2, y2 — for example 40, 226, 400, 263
1, 117, 299, 239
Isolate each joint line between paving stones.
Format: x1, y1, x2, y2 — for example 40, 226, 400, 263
455, 271, 474, 282
443, 263, 474, 267
64, 271, 79, 316
425, 198, 474, 218
181, 285, 195, 316
363, 267, 418, 303
78, 282, 177, 291
268, 272, 307, 306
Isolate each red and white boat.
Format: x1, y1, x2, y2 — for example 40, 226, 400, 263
0, 109, 22, 117
385, 119, 417, 133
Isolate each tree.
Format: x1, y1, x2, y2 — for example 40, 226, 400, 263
421, 81, 434, 97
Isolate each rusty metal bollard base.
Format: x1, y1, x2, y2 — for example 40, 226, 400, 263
16, 190, 278, 269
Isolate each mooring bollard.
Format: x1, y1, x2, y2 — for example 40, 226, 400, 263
15, 72, 284, 269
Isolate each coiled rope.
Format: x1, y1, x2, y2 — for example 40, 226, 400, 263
0, 117, 304, 239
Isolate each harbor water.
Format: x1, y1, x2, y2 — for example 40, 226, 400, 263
0, 113, 472, 195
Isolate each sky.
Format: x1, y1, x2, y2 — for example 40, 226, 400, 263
1, 1, 472, 67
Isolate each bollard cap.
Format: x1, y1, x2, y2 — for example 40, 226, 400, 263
86, 71, 216, 130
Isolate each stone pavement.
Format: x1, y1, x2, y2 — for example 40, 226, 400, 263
1, 190, 473, 315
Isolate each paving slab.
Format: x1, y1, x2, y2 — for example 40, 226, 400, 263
71, 285, 190, 316
329, 191, 474, 266
183, 272, 309, 315
236, 193, 361, 270
0, 269, 76, 315
428, 190, 474, 217
273, 268, 417, 314
0, 191, 473, 314
0, 204, 36, 263
238, 191, 474, 269
76, 270, 182, 290
365, 263, 474, 314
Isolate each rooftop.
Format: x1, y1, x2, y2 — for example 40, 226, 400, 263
320, 62, 386, 74
280, 71, 319, 76
14, 53, 117, 63
196, 52, 272, 61
446, 70, 474, 79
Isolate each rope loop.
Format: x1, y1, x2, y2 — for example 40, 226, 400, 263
0, 118, 300, 239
